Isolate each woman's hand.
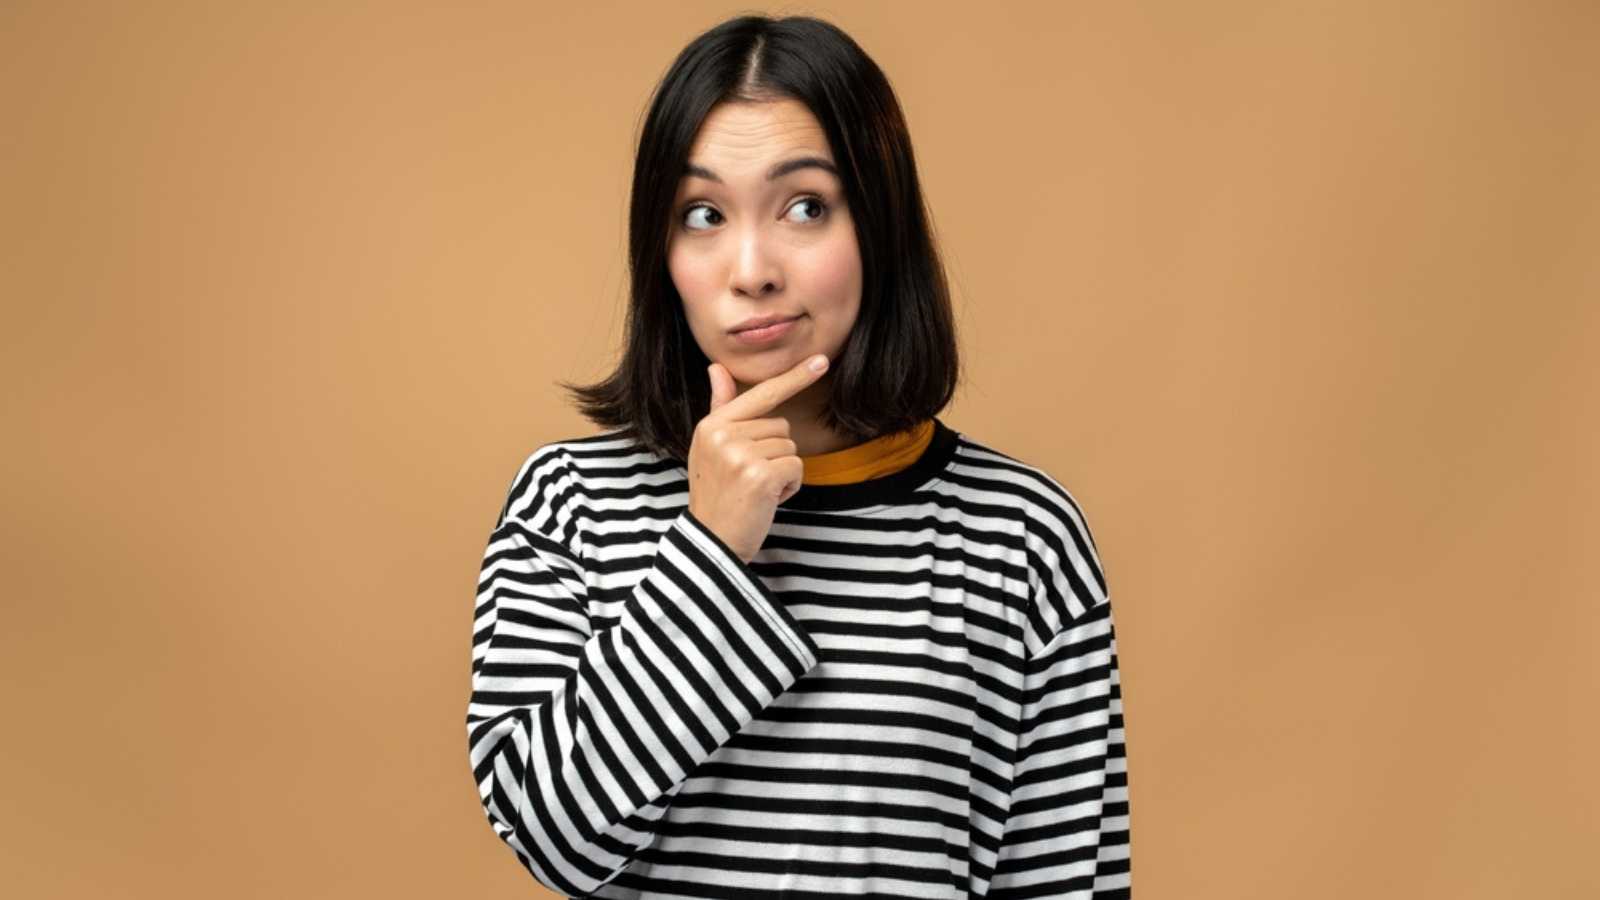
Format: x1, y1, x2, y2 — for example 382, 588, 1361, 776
687, 353, 830, 563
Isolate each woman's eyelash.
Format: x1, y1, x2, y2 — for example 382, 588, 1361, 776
681, 195, 829, 229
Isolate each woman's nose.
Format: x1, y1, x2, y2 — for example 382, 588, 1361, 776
729, 227, 782, 298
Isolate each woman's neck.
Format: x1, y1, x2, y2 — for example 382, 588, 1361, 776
758, 376, 857, 457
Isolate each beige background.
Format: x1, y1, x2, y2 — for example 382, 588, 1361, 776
3, 1, 1596, 897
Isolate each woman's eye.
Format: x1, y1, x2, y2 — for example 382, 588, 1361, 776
785, 196, 828, 224
682, 205, 722, 231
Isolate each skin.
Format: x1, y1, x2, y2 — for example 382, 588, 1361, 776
666, 97, 864, 458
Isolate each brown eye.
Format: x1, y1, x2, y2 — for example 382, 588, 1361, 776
784, 196, 827, 224
682, 204, 722, 231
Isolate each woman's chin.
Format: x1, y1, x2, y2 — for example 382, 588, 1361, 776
728, 350, 807, 385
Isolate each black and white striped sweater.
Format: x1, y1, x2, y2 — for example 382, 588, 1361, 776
466, 417, 1131, 898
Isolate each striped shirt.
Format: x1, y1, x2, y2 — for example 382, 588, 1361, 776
466, 417, 1131, 898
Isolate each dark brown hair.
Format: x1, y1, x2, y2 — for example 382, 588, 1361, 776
558, 14, 961, 464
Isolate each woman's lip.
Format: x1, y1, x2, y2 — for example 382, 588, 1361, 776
730, 314, 802, 346
731, 314, 802, 334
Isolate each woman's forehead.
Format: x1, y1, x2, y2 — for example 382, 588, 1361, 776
685, 99, 832, 172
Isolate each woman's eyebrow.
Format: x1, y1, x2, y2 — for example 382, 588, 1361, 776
683, 155, 839, 184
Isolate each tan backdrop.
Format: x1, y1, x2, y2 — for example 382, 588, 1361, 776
3, 1, 1595, 897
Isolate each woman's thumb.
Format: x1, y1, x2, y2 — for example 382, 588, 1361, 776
707, 362, 734, 411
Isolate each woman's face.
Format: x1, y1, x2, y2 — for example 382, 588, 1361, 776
667, 98, 862, 396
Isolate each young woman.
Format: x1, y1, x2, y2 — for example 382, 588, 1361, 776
467, 14, 1130, 899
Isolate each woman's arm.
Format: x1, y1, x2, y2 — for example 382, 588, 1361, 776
990, 482, 1131, 898
989, 598, 1131, 899
466, 447, 821, 897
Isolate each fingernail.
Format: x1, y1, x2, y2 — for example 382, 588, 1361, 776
809, 355, 828, 373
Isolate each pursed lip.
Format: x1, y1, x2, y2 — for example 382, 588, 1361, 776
729, 313, 803, 334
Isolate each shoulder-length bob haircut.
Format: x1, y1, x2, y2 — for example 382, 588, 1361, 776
559, 14, 961, 465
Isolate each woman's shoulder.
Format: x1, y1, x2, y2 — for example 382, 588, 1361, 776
946, 429, 1100, 542
946, 428, 1112, 633
493, 426, 675, 528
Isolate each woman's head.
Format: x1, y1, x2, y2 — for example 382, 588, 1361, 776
668, 96, 861, 420
560, 14, 960, 463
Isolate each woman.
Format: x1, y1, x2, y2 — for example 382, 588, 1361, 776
467, 14, 1130, 899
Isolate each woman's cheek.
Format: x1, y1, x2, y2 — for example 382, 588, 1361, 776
668, 256, 719, 339
803, 234, 863, 346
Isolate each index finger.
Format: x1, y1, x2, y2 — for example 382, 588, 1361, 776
711, 353, 829, 422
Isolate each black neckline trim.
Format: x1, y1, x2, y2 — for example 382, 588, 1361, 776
775, 417, 960, 512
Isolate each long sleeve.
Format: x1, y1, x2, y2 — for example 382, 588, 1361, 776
466, 474, 822, 896
989, 597, 1131, 899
